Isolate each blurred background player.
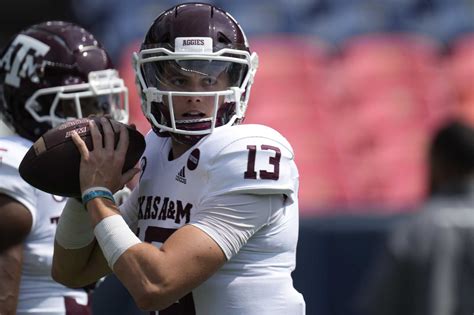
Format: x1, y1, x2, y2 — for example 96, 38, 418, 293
359, 119, 474, 315
52, 3, 305, 314
0, 21, 128, 314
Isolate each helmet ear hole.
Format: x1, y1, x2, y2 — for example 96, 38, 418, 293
160, 33, 171, 44
217, 32, 232, 45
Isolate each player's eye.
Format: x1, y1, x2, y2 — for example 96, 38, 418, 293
202, 77, 217, 86
170, 77, 186, 87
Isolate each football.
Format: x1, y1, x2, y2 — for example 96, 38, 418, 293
19, 116, 146, 198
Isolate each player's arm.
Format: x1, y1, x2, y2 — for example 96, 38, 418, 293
52, 240, 110, 288
85, 191, 276, 310
52, 194, 226, 310
52, 185, 134, 287
87, 197, 226, 311
52, 198, 111, 288
52, 119, 138, 287
0, 194, 32, 314
0, 243, 23, 315
58, 192, 274, 311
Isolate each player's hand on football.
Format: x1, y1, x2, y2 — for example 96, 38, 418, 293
71, 117, 140, 194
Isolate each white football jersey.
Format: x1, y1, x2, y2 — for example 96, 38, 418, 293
120, 124, 305, 315
0, 135, 88, 314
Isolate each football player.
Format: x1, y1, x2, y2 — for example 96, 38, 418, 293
0, 21, 129, 314
52, 3, 306, 314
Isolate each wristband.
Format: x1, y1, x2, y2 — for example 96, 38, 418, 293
82, 187, 115, 206
94, 215, 141, 270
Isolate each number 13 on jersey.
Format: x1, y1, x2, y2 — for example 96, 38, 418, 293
244, 144, 281, 180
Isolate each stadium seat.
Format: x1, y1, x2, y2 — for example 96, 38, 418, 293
339, 33, 442, 89
298, 3, 390, 46
335, 33, 453, 128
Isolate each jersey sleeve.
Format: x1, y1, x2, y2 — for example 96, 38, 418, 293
204, 135, 298, 201
191, 193, 282, 260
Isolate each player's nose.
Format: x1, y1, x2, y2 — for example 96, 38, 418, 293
186, 96, 202, 104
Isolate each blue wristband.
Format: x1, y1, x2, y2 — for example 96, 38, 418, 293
82, 190, 115, 206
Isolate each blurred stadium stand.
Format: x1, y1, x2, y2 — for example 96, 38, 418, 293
0, 0, 77, 47
3, 0, 474, 314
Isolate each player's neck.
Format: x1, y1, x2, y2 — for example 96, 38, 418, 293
170, 140, 192, 160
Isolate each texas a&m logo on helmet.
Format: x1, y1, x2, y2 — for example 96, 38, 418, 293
0, 34, 50, 88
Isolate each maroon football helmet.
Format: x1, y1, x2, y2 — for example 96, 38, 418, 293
134, 2, 258, 144
0, 21, 129, 141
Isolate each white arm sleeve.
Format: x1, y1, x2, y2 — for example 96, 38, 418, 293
190, 193, 283, 260
55, 198, 94, 249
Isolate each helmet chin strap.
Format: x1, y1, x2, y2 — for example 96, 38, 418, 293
160, 113, 212, 146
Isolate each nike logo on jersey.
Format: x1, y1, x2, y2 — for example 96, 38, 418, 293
175, 166, 186, 184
